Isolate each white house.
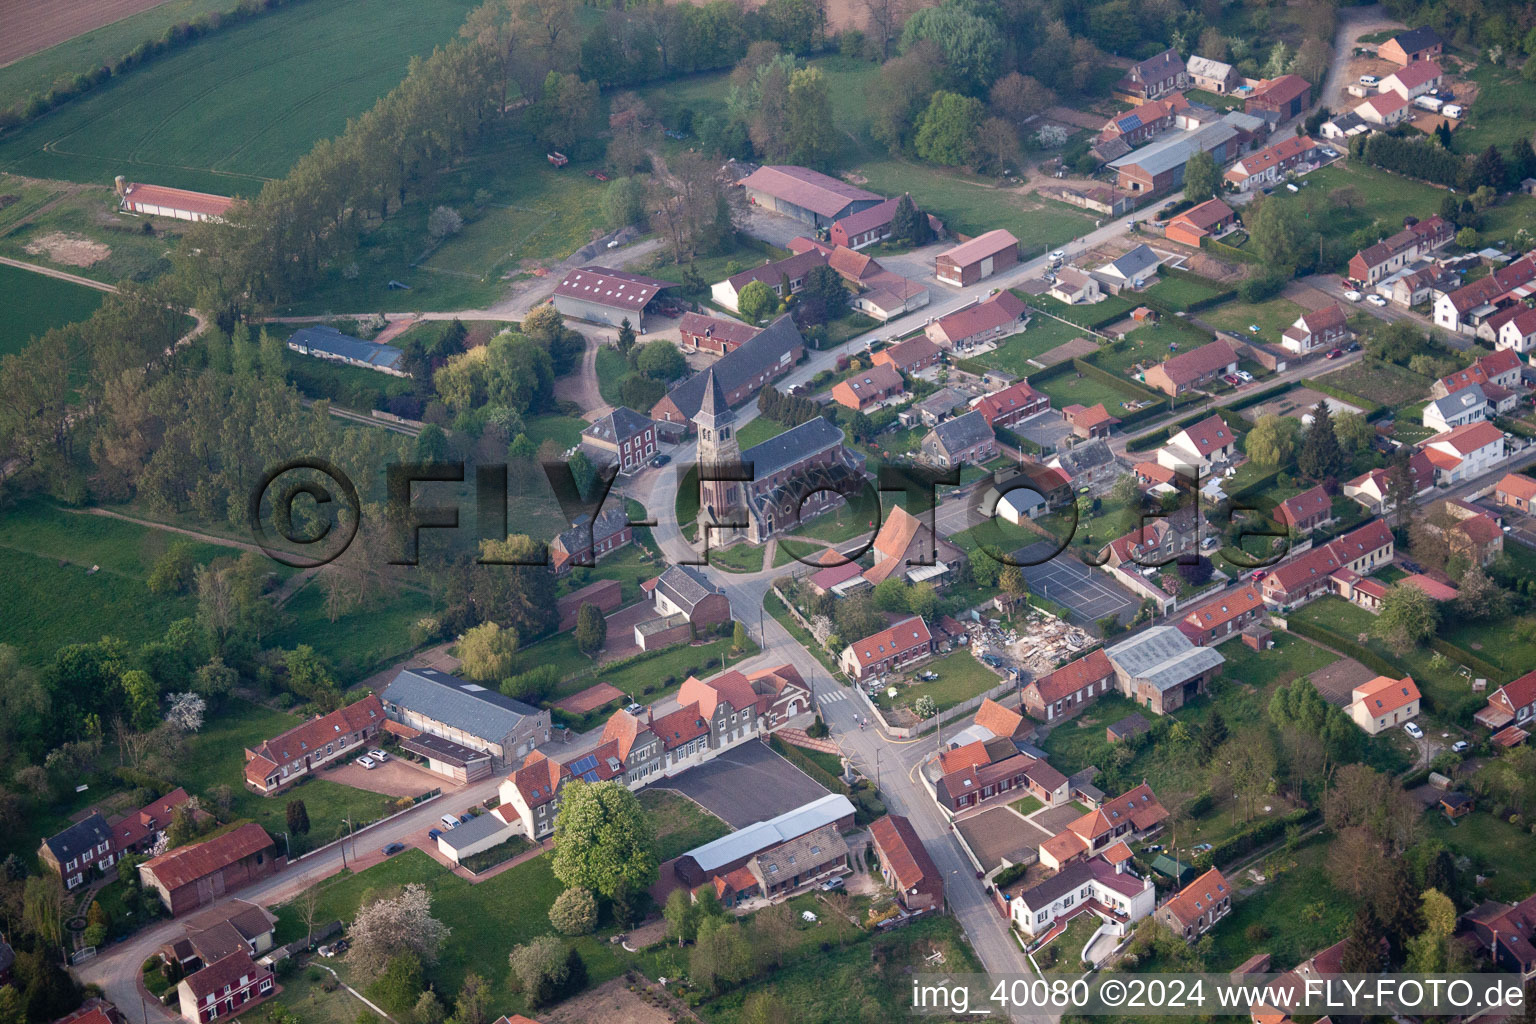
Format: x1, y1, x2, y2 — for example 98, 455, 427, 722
1379, 61, 1444, 101
1349, 675, 1421, 735
1420, 421, 1507, 484
1006, 853, 1156, 938
1155, 415, 1239, 475
1497, 306, 1536, 357
1357, 91, 1412, 126
1422, 383, 1490, 432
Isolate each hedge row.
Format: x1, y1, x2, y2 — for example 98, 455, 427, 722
1427, 636, 1508, 687
1194, 807, 1316, 872
1284, 618, 1402, 678
1298, 377, 1384, 415
1201, 235, 1265, 265
1071, 356, 1161, 403
1225, 380, 1296, 413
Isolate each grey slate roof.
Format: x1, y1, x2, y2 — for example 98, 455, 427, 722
381, 667, 541, 743
1102, 244, 1161, 282
661, 314, 804, 420
1427, 384, 1487, 421
1109, 123, 1238, 177
912, 387, 970, 420
1053, 439, 1117, 476
582, 406, 653, 444
929, 409, 995, 456
1387, 26, 1444, 54
655, 564, 722, 613
742, 416, 846, 479
288, 325, 404, 372
682, 793, 855, 874
555, 507, 629, 555
1106, 625, 1225, 693
43, 813, 113, 864
436, 812, 513, 852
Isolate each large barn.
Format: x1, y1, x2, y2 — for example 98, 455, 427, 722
117, 179, 234, 223
739, 165, 882, 228
551, 267, 670, 327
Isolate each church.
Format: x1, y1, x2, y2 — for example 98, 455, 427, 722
693, 369, 868, 546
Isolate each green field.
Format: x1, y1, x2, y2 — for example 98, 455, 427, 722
1201, 295, 1308, 348
0, 0, 477, 192
888, 648, 1000, 714
266, 577, 435, 682
1457, 61, 1536, 156
0, 500, 233, 662
0, 262, 106, 354
1313, 357, 1433, 408
0, 184, 179, 285
639, 788, 730, 861
0, 0, 243, 111
975, 318, 1090, 376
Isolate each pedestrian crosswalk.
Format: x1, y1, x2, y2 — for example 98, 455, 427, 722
817, 690, 849, 704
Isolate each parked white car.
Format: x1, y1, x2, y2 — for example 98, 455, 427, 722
1344, 289, 1363, 302
1359, 74, 1379, 85
356, 755, 377, 769
1404, 722, 1424, 739
1366, 294, 1388, 307
368, 749, 388, 761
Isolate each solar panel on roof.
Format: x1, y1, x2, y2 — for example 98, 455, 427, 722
569, 754, 599, 776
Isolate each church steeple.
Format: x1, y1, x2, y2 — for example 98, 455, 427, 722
693, 368, 741, 525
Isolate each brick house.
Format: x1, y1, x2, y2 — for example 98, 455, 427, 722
869, 814, 942, 912
242, 695, 385, 795
1165, 198, 1237, 247
1143, 340, 1240, 397
1100, 97, 1183, 146
1062, 403, 1120, 439
1223, 135, 1317, 192
976, 380, 1050, 430
1020, 648, 1115, 722
1114, 47, 1188, 101
1155, 868, 1231, 941
1474, 670, 1536, 731
678, 312, 760, 355
935, 745, 1068, 813
1244, 75, 1311, 121
831, 362, 904, 410
1273, 484, 1334, 534
1037, 783, 1169, 870
1176, 585, 1265, 646
1346, 215, 1455, 285
920, 410, 996, 468
549, 508, 633, 574
39, 814, 117, 891
840, 616, 934, 681
1259, 518, 1395, 610
1378, 26, 1445, 66
139, 824, 283, 916
176, 951, 274, 1024
829, 194, 939, 250
580, 406, 658, 473
872, 334, 941, 375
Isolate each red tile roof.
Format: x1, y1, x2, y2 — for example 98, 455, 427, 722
1251, 74, 1311, 108
976, 380, 1045, 425
1425, 419, 1503, 455
246, 695, 383, 775
1066, 402, 1118, 429
938, 229, 1019, 268
553, 267, 667, 311
1274, 485, 1331, 527
845, 615, 932, 670
875, 334, 940, 371
869, 814, 939, 895
1498, 473, 1536, 501
738, 165, 881, 218
1161, 867, 1230, 928
1362, 91, 1410, 117
509, 751, 564, 808
1155, 341, 1240, 388
930, 291, 1026, 342
1400, 573, 1457, 601
1352, 674, 1420, 716
651, 702, 710, 751
974, 698, 1026, 741
1181, 584, 1263, 633
121, 182, 234, 218
1387, 60, 1443, 88
1171, 198, 1235, 231
182, 950, 269, 999
1173, 413, 1237, 457
678, 312, 760, 347
142, 823, 274, 892
1029, 649, 1114, 704
938, 739, 991, 775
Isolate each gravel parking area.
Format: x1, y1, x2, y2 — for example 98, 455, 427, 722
957, 806, 1051, 872
327, 756, 447, 797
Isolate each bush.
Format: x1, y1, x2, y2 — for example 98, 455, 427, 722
1237, 272, 1287, 304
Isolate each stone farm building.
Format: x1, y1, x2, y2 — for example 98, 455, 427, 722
674, 792, 855, 889
677, 312, 759, 355
552, 267, 669, 327
242, 695, 385, 795
380, 667, 552, 770
139, 823, 282, 916
1105, 625, 1225, 715
739, 165, 882, 228
117, 180, 234, 222
651, 315, 805, 432
869, 814, 943, 912
935, 230, 1019, 286
286, 326, 407, 376
549, 507, 633, 573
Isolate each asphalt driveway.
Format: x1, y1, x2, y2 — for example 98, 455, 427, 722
654, 742, 830, 828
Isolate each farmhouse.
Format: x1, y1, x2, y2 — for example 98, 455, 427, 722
738, 165, 882, 228
839, 616, 933, 681
1380, 60, 1444, 100
242, 695, 384, 795
711, 249, 828, 312
1347, 215, 1454, 284
1156, 868, 1231, 941
580, 406, 658, 474
286, 325, 406, 376
1109, 122, 1240, 196
935, 230, 1019, 286
975, 380, 1050, 429
1105, 625, 1224, 715
1020, 648, 1116, 722
38, 814, 116, 891
380, 667, 552, 769
1100, 97, 1184, 146
552, 267, 669, 327
1378, 26, 1445, 66
829, 194, 940, 249
1350, 675, 1421, 734
1244, 75, 1311, 121
1143, 340, 1240, 397
831, 362, 904, 410
1165, 198, 1237, 247
1280, 303, 1348, 354
139, 824, 282, 916
872, 334, 941, 375
678, 312, 759, 354
920, 410, 997, 468
869, 815, 942, 912
1223, 135, 1318, 192
1187, 56, 1239, 94
1273, 485, 1333, 534
651, 314, 805, 430
177, 951, 275, 1023
117, 179, 234, 222
1114, 47, 1188, 101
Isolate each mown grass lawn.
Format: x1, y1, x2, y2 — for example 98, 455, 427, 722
1037, 370, 1150, 413
1206, 835, 1354, 972
1010, 794, 1043, 816
895, 649, 1000, 714
268, 578, 435, 681
271, 848, 628, 1018
640, 788, 730, 862
1142, 273, 1229, 311
1201, 295, 1308, 348
976, 318, 1091, 376
1428, 811, 1536, 904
